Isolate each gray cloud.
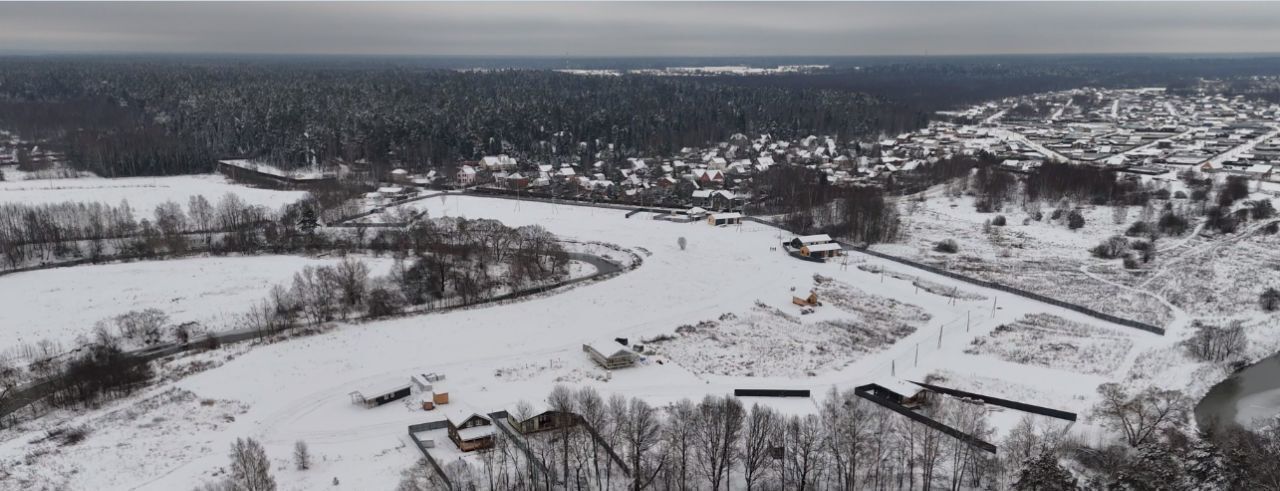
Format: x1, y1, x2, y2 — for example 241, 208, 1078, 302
1, 2, 1279, 56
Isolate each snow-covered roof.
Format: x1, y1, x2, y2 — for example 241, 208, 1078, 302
797, 234, 832, 244
804, 243, 843, 252
710, 212, 742, 220
457, 424, 496, 441
1246, 164, 1273, 174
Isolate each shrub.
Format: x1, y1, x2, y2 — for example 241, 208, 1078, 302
1091, 236, 1130, 259
1158, 212, 1189, 235
1266, 222, 1279, 235
934, 239, 959, 254
1173, 190, 1187, 199
1154, 189, 1171, 200
1125, 221, 1151, 237
1122, 255, 1140, 269
1050, 209, 1064, 221
1067, 210, 1085, 230
992, 215, 1007, 226
366, 286, 403, 318
1262, 288, 1280, 312
1183, 321, 1247, 362
1249, 199, 1276, 220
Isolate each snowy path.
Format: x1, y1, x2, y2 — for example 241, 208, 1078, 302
1204, 124, 1280, 168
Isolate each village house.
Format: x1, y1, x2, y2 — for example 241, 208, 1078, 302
445, 406, 496, 452
507, 402, 576, 434
583, 338, 640, 369
708, 212, 743, 226
457, 165, 477, 186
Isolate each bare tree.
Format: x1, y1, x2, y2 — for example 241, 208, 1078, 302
822, 388, 874, 490
576, 387, 608, 489
783, 414, 825, 491
741, 403, 781, 491
548, 384, 579, 486
332, 258, 370, 314
622, 398, 664, 491
228, 437, 276, 491
664, 398, 698, 490
695, 395, 744, 490
294, 440, 311, 471
1093, 383, 1190, 447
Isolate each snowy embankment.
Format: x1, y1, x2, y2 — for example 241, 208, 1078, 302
1, 195, 1171, 490
0, 255, 397, 360
0, 173, 307, 210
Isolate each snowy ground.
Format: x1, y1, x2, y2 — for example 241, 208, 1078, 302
0, 195, 1242, 490
0, 255, 397, 360
0, 173, 307, 211
884, 194, 1176, 327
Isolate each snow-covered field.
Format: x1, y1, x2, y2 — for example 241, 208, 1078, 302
883, 194, 1176, 327
0, 173, 307, 211
966, 313, 1134, 376
0, 195, 1222, 490
0, 255, 397, 358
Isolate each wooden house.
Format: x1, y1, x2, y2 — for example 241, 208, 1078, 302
788, 234, 833, 249
800, 242, 843, 259
445, 407, 496, 452
507, 403, 576, 434
583, 338, 639, 370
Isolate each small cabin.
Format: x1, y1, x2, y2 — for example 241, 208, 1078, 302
788, 234, 833, 249
583, 338, 640, 370
445, 407, 496, 452
508, 403, 576, 434
708, 212, 743, 226
800, 242, 843, 259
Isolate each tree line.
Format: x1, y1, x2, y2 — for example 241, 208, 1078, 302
750, 166, 900, 244
0, 59, 907, 178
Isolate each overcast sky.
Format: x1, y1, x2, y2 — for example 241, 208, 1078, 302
2, 2, 1279, 57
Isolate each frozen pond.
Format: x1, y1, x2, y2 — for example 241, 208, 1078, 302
1196, 352, 1280, 430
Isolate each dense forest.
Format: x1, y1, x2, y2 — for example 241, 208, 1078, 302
6, 55, 1280, 179
0, 58, 916, 177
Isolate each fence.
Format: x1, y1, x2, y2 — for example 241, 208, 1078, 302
733, 389, 811, 398
574, 415, 632, 477
490, 410, 555, 487
407, 420, 453, 490
850, 246, 1165, 335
